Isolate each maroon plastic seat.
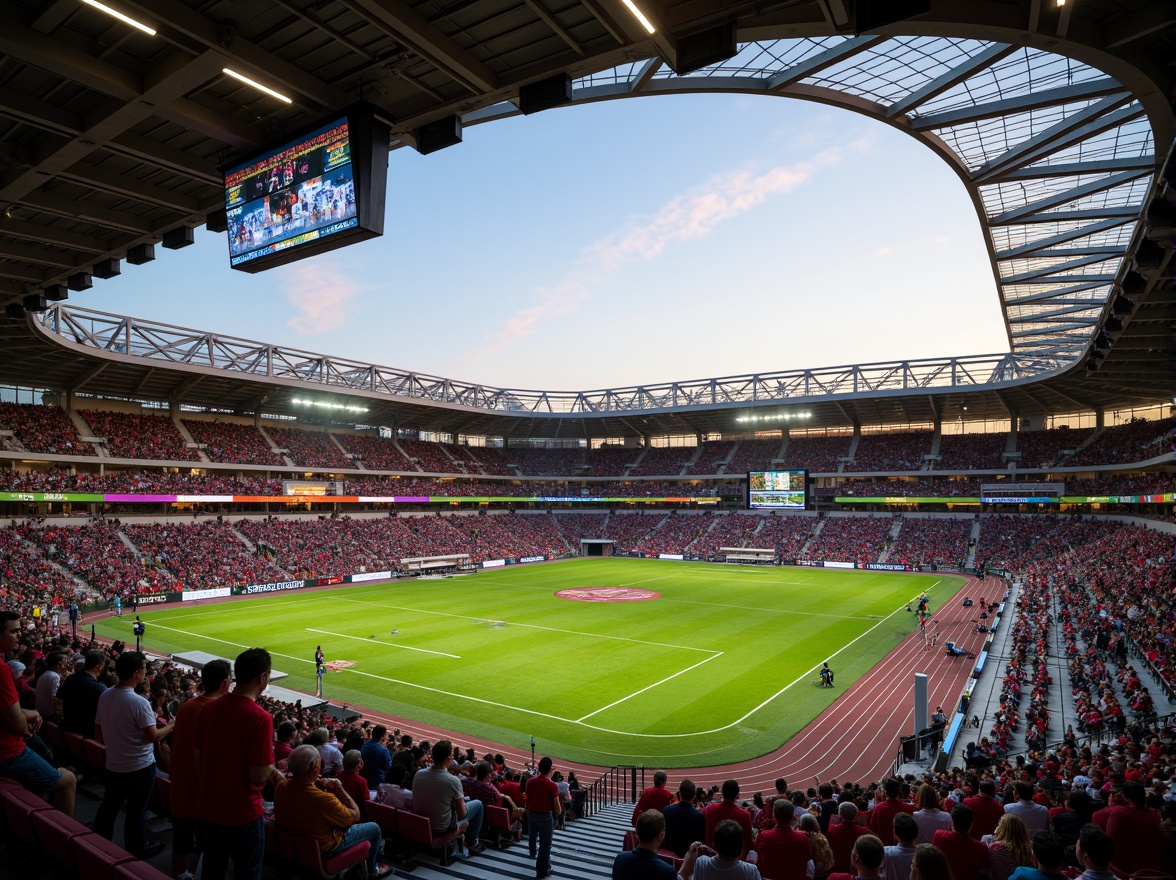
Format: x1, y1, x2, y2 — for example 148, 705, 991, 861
275, 823, 370, 879
483, 803, 514, 849
83, 738, 107, 773
1, 787, 54, 843
30, 808, 94, 874
69, 832, 136, 880
366, 799, 398, 838
113, 861, 174, 880
63, 730, 87, 766
394, 808, 466, 866
150, 772, 170, 818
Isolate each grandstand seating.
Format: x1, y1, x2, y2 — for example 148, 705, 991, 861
463, 445, 516, 476
22, 521, 167, 599
629, 446, 693, 477
266, 426, 351, 469
123, 522, 286, 590
753, 515, 816, 559
724, 438, 783, 474
1015, 427, 1088, 468
182, 419, 286, 466
850, 430, 932, 471
935, 432, 1007, 470
627, 512, 712, 556
783, 434, 852, 472
80, 410, 200, 462
687, 441, 735, 475
804, 515, 892, 565
887, 516, 971, 567
0, 402, 95, 456
692, 512, 765, 556
1068, 417, 1173, 466
398, 439, 459, 473
335, 434, 416, 471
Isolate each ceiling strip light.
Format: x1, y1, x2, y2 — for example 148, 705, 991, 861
620, 0, 656, 34
222, 68, 294, 104
80, 0, 157, 36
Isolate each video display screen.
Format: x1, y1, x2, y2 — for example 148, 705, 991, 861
224, 118, 361, 270
748, 469, 809, 510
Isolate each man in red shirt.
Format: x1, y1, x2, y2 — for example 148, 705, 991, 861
338, 750, 371, 816
868, 779, 914, 846
0, 610, 76, 815
754, 799, 813, 880
632, 770, 674, 825
704, 779, 754, 858
931, 805, 990, 880
195, 647, 284, 880
169, 658, 231, 880
525, 756, 562, 880
1093, 782, 1164, 875
962, 779, 1006, 839
828, 802, 870, 873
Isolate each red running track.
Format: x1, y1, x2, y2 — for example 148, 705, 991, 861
274, 575, 990, 787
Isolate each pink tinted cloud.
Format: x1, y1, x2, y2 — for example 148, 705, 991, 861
281, 260, 365, 335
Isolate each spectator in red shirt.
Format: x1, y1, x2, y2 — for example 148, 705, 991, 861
632, 770, 674, 825
705, 779, 755, 858
828, 802, 870, 873
963, 779, 1006, 839
525, 756, 562, 880
1094, 782, 1164, 875
828, 833, 885, 880
754, 799, 813, 880
932, 805, 991, 880
869, 778, 915, 845
338, 750, 371, 816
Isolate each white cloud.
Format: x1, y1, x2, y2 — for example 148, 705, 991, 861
874, 246, 892, 258
281, 260, 366, 335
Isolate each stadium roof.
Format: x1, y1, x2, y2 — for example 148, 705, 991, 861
0, 0, 1172, 438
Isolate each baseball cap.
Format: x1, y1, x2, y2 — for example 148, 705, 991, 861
6, 660, 25, 676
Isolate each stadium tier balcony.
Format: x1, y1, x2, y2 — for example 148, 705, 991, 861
849, 431, 933, 472
182, 419, 287, 466
336, 434, 416, 471
935, 432, 1009, 470
804, 515, 892, 565
508, 447, 590, 476
887, 517, 972, 568
724, 438, 784, 475
629, 446, 693, 477
0, 402, 95, 456
1015, 427, 1091, 469
123, 522, 286, 590
686, 441, 736, 475
590, 447, 634, 476
266, 426, 351, 469
80, 410, 200, 462
1067, 417, 1173, 466
827, 478, 983, 497
0, 469, 284, 495
398, 439, 459, 473
782, 434, 852, 473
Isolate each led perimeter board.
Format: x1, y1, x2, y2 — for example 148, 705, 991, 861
748, 469, 809, 510
224, 110, 389, 273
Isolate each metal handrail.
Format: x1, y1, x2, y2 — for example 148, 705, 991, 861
581, 764, 645, 818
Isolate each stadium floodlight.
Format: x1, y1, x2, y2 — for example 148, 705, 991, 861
291, 398, 369, 414
222, 68, 293, 104
80, 0, 157, 36
620, 0, 656, 34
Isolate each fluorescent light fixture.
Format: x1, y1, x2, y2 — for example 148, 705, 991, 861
735, 411, 812, 424
222, 68, 293, 104
291, 398, 369, 414
620, 0, 656, 34
81, 0, 157, 35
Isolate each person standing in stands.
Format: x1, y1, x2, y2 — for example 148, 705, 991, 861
93, 650, 174, 858
195, 647, 283, 880
169, 658, 231, 880
526, 755, 562, 879
705, 779, 755, 857
59, 650, 107, 738
663, 779, 707, 858
632, 770, 675, 825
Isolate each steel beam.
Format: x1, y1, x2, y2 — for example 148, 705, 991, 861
913, 78, 1125, 130
986, 169, 1149, 226
768, 36, 885, 91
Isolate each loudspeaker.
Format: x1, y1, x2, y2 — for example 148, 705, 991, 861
1104, 315, 1123, 333
672, 22, 737, 75
518, 74, 572, 115
162, 226, 194, 249
205, 209, 228, 233
1133, 239, 1165, 269
1120, 271, 1147, 297
22, 294, 47, 312
1111, 294, 1135, 316
5, 304, 25, 319
853, 0, 931, 33
415, 115, 463, 155
67, 272, 92, 291
92, 258, 121, 279
43, 284, 68, 301
127, 243, 155, 264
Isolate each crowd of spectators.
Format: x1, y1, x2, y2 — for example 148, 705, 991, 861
687, 441, 736, 475
1068, 418, 1173, 467
692, 513, 766, 557
936, 432, 1009, 470
724, 439, 785, 475
804, 516, 894, 565
823, 479, 984, 497
266, 426, 351, 470
628, 512, 714, 557
123, 522, 287, 590
397, 440, 459, 474
462, 445, 516, 476
334, 434, 417, 471
850, 431, 933, 472
80, 410, 200, 462
887, 517, 972, 568
508, 447, 591, 476
783, 434, 853, 473
753, 515, 817, 559
1015, 428, 1088, 469
0, 527, 93, 617
182, 419, 287, 466
0, 402, 95, 456
629, 446, 694, 477
0, 468, 284, 495
21, 520, 170, 600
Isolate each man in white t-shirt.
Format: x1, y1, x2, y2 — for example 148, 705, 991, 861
93, 652, 174, 858
34, 652, 66, 721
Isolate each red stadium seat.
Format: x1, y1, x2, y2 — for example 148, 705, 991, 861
1, 787, 54, 843
69, 830, 137, 880
394, 808, 466, 866
483, 803, 514, 849
30, 808, 94, 874
64, 730, 87, 766
113, 862, 174, 880
275, 823, 370, 879
83, 738, 108, 773
41, 720, 65, 756
150, 773, 170, 818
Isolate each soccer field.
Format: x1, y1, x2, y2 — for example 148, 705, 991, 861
95, 558, 962, 767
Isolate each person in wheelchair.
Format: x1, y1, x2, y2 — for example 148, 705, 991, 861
820, 663, 835, 688
962, 597, 973, 607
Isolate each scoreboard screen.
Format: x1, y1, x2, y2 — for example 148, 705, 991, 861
747, 469, 809, 510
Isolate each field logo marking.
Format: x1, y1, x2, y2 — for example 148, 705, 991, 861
306, 628, 460, 659
556, 587, 660, 603
325, 660, 355, 670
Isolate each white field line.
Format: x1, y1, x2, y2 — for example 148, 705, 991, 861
665, 598, 865, 620
144, 581, 943, 742
331, 595, 715, 654
576, 652, 724, 722
305, 627, 460, 659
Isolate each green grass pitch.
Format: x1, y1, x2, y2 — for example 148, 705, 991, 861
95, 558, 962, 767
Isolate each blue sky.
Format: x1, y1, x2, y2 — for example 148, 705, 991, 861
74, 93, 1008, 391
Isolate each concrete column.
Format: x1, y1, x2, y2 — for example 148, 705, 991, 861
914, 673, 929, 755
